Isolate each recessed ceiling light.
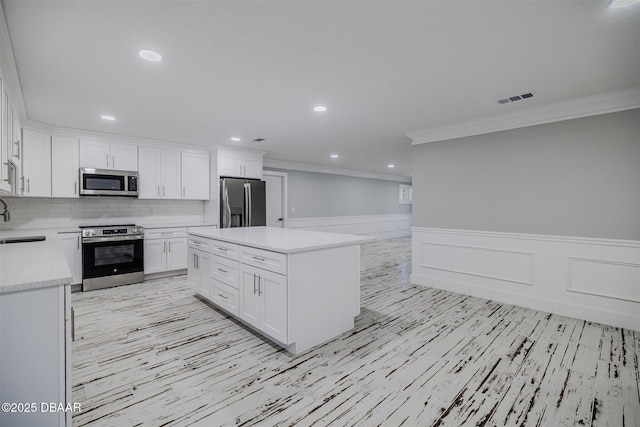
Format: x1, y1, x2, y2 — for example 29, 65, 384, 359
230, 137, 241, 142
330, 154, 339, 159
388, 164, 395, 168
608, 0, 639, 7
313, 106, 327, 112
100, 115, 116, 121
138, 49, 162, 62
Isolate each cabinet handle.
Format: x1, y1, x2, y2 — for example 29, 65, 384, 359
168, 241, 171, 252
217, 247, 227, 252
195, 254, 199, 269
253, 273, 257, 294
218, 293, 228, 300
240, 165, 243, 176
26, 178, 30, 192
251, 256, 265, 262
74, 182, 77, 195
20, 176, 24, 192
15, 141, 20, 159
157, 185, 160, 196
112, 155, 115, 168
77, 236, 80, 250
217, 268, 227, 273
258, 276, 262, 296
106, 154, 109, 166
182, 187, 186, 197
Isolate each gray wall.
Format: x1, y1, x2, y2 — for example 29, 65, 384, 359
264, 169, 412, 218
411, 109, 640, 240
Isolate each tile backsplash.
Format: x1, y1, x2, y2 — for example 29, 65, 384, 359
0, 197, 205, 230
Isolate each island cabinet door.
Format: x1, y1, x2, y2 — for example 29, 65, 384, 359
187, 248, 199, 292
238, 265, 260, 328
258, 268, 288, 344
238, 263, 288, 344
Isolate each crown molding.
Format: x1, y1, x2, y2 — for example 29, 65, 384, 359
263, 158, 412, 183
407, 87, 640, 145
22, 119, 208, 151
0, 1, 27, 120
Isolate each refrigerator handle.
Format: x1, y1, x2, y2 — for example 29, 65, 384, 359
243, 183, 249, 227
222, 180, 231, 228
247, 183, 252, 226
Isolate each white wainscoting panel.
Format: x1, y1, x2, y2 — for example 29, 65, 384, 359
287, 214, 411, 239
411, 227, 640, 331
568, 257, 640, 303
421, 242, 533, 285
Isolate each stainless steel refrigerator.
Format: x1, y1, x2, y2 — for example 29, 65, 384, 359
220, 177, 266, 227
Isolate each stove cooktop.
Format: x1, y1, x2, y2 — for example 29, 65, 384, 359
79, 224, 136, 229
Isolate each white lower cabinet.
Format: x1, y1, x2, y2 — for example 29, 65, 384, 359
144, 228, 188, 274
166, 237, 187, 270
0, 284, 72, 427
58, 232, 82, 285
188, 237, 288, 345
238, 263, 287, 343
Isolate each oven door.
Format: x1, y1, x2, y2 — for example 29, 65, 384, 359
82, 236, 144, 290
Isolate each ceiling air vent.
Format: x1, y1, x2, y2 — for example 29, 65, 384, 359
498, 92, 534, 105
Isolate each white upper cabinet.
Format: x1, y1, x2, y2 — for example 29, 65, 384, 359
111, 143, 137, 171
21, 129, 51, 197
138, 146, 181, 199
219, 149, 263, 179
51, 136, 80, 198
138, 146, 160, 198
181, 151, 209, 200
79, 139, 138, 171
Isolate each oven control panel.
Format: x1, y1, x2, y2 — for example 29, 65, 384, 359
81, 225, 144, 238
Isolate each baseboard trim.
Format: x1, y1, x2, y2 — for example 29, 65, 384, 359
410, 273, 639, 332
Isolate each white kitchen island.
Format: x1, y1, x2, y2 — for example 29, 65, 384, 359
187, 227, 374, 354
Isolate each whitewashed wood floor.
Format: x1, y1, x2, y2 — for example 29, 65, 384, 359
72, 237, 640, 426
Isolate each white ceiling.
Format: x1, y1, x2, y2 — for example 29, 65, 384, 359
2, 1, 639, 179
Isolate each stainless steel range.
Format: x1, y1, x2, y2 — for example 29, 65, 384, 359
80, 224, 144, 291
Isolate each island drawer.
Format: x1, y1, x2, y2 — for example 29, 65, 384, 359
210, 240, 239, 260
211, 279, 239, 315
239, 246, 287, 275
188, 236, 212, 252
211, 255, 239, 289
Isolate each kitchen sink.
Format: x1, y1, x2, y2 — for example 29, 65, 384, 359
0, 236, 46, 244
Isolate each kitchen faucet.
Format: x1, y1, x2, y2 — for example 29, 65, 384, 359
0, 198, 10, 222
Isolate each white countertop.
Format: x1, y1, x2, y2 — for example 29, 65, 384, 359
188, 226, 375, 254
138, 222, 217, 229
0, 238, 72, 294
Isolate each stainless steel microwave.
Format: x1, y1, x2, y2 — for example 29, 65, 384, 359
79, 168, 139, 197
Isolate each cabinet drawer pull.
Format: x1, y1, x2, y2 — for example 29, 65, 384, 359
251, 256, 265, 262
217, 268, 228, 273
218, 293, 228, 300
217, 247, 228, 252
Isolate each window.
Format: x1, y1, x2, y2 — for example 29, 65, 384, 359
399, 184, 412, 204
